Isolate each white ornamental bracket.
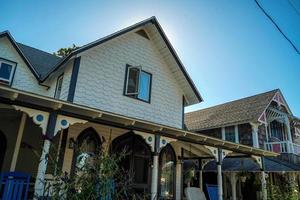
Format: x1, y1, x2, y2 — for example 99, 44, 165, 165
54, 115, 88, 136
13, 105, 49, 135
251, 155, 263, 169
204, 145, 218, 160
201, 158, 214, 170
159, 136, 177, 151
221, 149, 233, 162
134, 131, 155, 152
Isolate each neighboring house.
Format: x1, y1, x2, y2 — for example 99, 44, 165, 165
185, 89, 300, 200
0, 17, 276, 200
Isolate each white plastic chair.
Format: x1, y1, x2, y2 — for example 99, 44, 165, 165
185, 187, 207, 200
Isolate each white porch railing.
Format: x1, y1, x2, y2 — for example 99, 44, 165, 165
265, 141, 300, 156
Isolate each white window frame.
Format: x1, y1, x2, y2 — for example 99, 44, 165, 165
54, 74, 64, 99
0, 59, 17, 85
125, 66, 141, 96
125, 65, 151, 102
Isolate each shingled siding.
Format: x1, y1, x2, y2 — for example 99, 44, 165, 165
74, 32, 184, 128
258, 124, 267, 149
197, 128, 222, 139
238, 123, 253, 146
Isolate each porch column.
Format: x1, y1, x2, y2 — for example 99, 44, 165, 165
230, 173, 237, 200
199, 169, 203, 191
151, 154, 159, 200
261, 157, 267, 200
151, 135, 160, 200
34, 112, 57, 198
285, 116, 294, 153
10, 112, 27, 171
34, 139, 51, 197
251, 123, 259, 148
175, 160, 182, 200
217, 149, 223, 200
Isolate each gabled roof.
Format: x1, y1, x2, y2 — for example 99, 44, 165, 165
17, 43, 61, 78
0, 31, 40, 80
40, 16, 203, 104
0, 31, 62, 79
185, 89, 280, 131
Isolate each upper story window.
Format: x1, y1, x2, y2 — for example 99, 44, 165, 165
0, 59, 17, 86
225, 126, 236, 142
222, 126, 239, 143
54, 74, 63, 99
124, 65, 152, 103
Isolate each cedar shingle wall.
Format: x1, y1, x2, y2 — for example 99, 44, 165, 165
258, 124, 267, 149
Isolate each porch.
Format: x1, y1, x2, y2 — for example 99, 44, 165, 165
0, 85, 277, 200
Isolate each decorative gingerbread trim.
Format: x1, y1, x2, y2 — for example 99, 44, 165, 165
134, 131, 155, 152
13, 105, 49, 134
251, 155, 263, 169
159, 136, 177, 151
54, 115, 88, 136
204, 145, 218, 160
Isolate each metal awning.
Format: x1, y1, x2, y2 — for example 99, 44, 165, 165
203, 157, 300, 172
0, 85, 278, 157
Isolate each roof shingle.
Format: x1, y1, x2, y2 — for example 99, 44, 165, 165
17, 43, 62, 79
185, 89, 279, 131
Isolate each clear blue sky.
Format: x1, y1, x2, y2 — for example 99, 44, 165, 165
1, 0, 300, 116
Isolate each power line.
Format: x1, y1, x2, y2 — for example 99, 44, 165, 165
288, 0, 300, 16
254, 0, 300, 55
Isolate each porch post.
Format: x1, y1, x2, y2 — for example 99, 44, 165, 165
34, 139, 51, 197
34, 112, 57, 198
284, 116, 294, 153
151, 135, 160, 200
199, 169, 203, 191
175, 160, 182, 200
261, 157, 267, 200
251, 123, 259, 148
10, 112, 27, 171
217, 148, 223, 200
230, 173, 237, 200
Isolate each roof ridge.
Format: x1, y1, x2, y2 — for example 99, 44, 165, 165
186, 89, 279, 115
16, 42, 61, 59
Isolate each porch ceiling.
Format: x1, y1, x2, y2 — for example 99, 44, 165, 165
0, 85, 278, 157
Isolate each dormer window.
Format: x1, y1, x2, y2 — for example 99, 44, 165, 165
124, 65, 152, 103
0, 59, 17, 86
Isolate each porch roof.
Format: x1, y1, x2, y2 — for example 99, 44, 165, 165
0, 85, 278, 157
203, 157, 300, 172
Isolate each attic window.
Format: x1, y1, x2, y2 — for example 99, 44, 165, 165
124, 65, 152, 103
0, 58, 17, 86
135, 29, 150, 40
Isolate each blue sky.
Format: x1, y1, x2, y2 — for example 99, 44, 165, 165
1, 0, 300, 115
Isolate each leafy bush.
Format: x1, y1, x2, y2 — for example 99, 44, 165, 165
267, 178, 300, 200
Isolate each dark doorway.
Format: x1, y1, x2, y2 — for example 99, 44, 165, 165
158, 144, 176, 200
71, 127, 102, 175
0, 131, 6, 171
112, 132, 152, 195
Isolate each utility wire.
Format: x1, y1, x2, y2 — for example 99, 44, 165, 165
254, 0, 300, 55
288, 0, 300, 16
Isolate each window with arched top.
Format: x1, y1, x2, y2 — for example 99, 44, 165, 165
112, 132, 152, 194
159, 144, 176, 200
71, 128, 101, 174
